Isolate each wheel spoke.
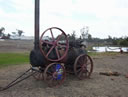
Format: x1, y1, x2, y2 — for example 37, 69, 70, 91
77, 60, 83, 66
82, 71, 87, 78
57, 43, 66, 48
52, 79, 58, 86
87, 57, 91, 64
48, 78, 54, 86
50, 28, 55, 41
79, 70, 87, 79
86, 66, 91, 73
86, 70, 90, 77
34, 73, 39, 79
84, 58, 87, 64
78, 71, 83, 78
41, 73, 43, 79
38, 73, 41, 79
56, 80, 61, 85
79, 56, 85, 65
76, 68, 82, 73
56, 33, 63, 43
46, 75, 53, 80
86, 70, 89, 75
42, 40, 53, 45
46, 46, 54, 57
82, 56, 87, 64
50, 64, 56, 72
76, 65, 82, 68
87, 61, 91, 65
46, 71, 53, 76
33, 72, 43, 80
55, 47, 60, 59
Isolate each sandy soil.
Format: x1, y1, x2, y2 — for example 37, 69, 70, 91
0, 40, 128, 97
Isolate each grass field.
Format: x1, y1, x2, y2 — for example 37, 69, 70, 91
88, 52, 120, 56
0, 53, 29, 68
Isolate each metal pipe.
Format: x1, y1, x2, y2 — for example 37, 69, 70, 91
34, 0, 40, 50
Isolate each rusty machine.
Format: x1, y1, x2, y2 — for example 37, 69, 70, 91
0, 0, 93, 90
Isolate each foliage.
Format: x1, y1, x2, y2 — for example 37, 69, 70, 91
12, 29, 24, 37
0, 27, 25, 39
119, 38, 128, 46
0, 27, 11, 39
16, 29, 24, 36
0, 27, 5, 37
85, 34, 128, 47
80, 26, 89, 40
87, 34, 92, 42
68, 31, 76, 41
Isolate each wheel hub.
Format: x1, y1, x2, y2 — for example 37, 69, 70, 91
53, 72, 57, 79
53, 41, 57, 46
52, 64, 63, 80
82, 64, 87, 70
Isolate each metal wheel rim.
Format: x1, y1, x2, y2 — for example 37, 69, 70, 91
74, 54, 93, 80
39, 27, 69, 62
44, 63, 66, 87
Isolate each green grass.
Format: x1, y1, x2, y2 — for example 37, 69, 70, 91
88, 52, 120, 57
0, 53, 29, 68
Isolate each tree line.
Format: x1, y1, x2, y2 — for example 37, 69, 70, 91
68, 27, 128, 47
0, 27, 24, 39
1, 26, 128, 47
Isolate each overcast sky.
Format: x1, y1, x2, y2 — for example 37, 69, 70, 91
0, 0, 128, 38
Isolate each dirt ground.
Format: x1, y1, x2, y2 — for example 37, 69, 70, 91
0, 40, 128, 97
0, 39, 33, 53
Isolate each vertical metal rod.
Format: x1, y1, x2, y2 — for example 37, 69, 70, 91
34, 0, 40, 50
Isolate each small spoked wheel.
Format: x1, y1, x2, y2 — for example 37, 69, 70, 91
44, 63, 66, 87
32, 67, 44, 80
74, 54, 93, 80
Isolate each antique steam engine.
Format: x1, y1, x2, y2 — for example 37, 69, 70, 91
28, 0, 93, 87
0, 0, 93, 90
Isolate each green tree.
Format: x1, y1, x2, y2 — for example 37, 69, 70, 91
119, 38, 128, 46
88, 34, 92, 42
0, 27, 5, 37
107, 35, 113, 42
16, 29, 24, 36
68, 31, 76, 41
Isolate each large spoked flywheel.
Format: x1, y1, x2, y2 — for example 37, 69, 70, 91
39, 27, 69, 62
